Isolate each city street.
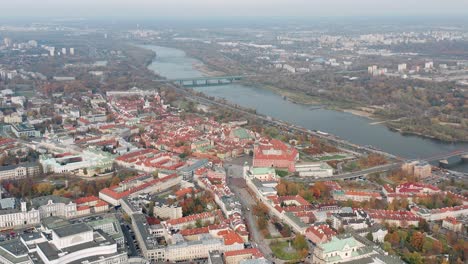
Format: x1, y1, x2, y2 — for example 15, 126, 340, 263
225, 159, 275, 261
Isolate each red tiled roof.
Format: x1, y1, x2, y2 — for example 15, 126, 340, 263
306, 224, 336, 240
77, 205, 90, 211
175, 187, 193, 198
253, 139, 298, 161
224, 248, 264, 258
166, 210, 220, 226
75, 196, 99, 205
444, 217, 460, 225
217, 230, 244, 245
100, 173, 178, 200
180, 227, 209, 236
95, 200, 108, 208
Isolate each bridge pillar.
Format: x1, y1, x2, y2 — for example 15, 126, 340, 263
462, 154, 468, 163
439, 159, 449, 168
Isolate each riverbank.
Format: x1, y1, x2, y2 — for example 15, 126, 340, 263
190, 61, 467, 143
192, 62, 225, 76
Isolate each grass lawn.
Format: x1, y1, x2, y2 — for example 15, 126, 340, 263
15, 90, 35, 98
275, 169, 289, 177
342, 161, 359, 172
270, 241, 302, 261
313, 154, 347, 161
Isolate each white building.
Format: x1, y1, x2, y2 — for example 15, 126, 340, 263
0, 163, 40, 181
36, 222, 127, 264
312, 235, 374, 264
295, 162, 333, 178
39, 147, 115, 174
0, 202, 40, 230
154, 203, 183, 220
166, 235, 243, 262
31, 195, 78, 219
398, 63, 407, 72
425, 61, 434, 69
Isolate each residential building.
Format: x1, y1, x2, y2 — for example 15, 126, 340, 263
224, 248, 265, 264
332, 190, 382, 202
305, 225, 337, 245
9, 123, 41, 138
442, 217, 463, 232
0, 163, 40, 181
99, 173, 181, 206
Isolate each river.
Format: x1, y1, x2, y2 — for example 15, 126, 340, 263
144, 45, 468, 172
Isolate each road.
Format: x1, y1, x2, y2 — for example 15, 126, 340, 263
225, 164, 275, 261
283, 162, 402, 183
121, 224, 138, 257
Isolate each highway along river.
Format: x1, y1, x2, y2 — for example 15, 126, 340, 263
144, 45, 468, 173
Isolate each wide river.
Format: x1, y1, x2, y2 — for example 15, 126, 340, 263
144, 45, 468, 172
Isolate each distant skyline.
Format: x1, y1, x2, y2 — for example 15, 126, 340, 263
3, 0, 468, 19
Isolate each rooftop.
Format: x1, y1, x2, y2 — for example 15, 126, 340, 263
53, 223, 92, 238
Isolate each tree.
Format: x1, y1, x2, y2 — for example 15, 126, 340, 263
387, 231, 400, 246
404, 252, 423, 264
257, 217, 268, 230
366, 232, 374, 242
383, 242, 393, 254
422, 239, 434, 254
148, 201, 155, 217
419, 219, 430, 232
293, 235, 308, 251
195, 219, 202, 228
410, 232, 425, 251
33, 182, 54, 195
110, 176, 121, 186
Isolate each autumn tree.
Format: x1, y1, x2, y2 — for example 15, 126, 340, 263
410, 231, 425, 252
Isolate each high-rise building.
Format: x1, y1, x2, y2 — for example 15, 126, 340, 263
3, 37, 12, 47
28, 40, 38, 47
62, 47, 67, 55
398, 63, 407, 72
70, 47, 75, 55
425, 61, 434, 69
368, 65, 378, 74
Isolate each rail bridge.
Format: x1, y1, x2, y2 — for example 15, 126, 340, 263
155, 75, 247, 87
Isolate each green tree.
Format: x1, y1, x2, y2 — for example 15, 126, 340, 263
293, 235, 308, 251
404, 252, 423, 264
382, 242, 393, 254
148, 201, 155, 217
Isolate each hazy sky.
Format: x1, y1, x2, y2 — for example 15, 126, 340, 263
2, 0, 468, 19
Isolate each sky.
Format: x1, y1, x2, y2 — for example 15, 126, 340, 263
2, 0, 468, 19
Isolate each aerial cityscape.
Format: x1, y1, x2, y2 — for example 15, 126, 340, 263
0, 1, 467, 264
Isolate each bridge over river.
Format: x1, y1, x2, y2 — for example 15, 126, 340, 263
154, 75, 248, 87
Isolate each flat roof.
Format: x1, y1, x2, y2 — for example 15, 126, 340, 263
53, 223, 92, 238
